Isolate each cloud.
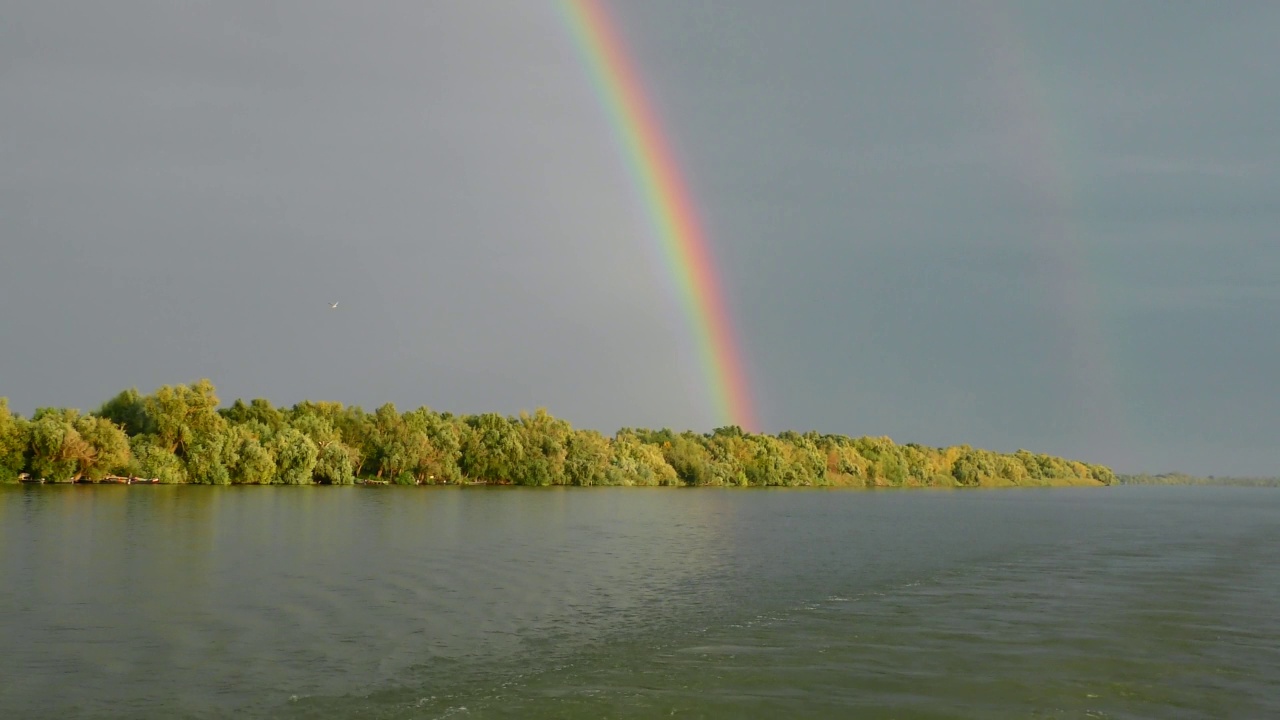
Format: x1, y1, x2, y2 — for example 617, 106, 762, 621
2, 0, 1278, 475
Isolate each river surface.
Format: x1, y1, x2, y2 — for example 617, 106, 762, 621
1, 485, 1277, 719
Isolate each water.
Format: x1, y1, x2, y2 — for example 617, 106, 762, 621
1, 485, 1277, 719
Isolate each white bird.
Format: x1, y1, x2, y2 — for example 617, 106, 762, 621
329, 301, 339, 309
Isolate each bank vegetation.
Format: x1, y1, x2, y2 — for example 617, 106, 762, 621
0, 380, 1114, 488
1115, 473, 1279, 487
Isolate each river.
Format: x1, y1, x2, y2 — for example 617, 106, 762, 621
1, 485, 1276, 719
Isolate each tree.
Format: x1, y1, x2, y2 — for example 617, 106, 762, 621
288, 410, 340, 448
390, 408, 463, 484
1014, 450, 1045, 480
854, 436, 907, 487
330, 406, 374, 477
96, 388, 149, 436
0, 399, 28, 482
184, 430, 230, 485
224, 425, 276, 484
313, 442, 354, 485
361, 403, 414, 481
564, 429, 612, 486
609, 434, 678, 486
951, 448, 997, 487
27, 409, 89, 481
120, 380, 231, 483
461, 412, 524, 483
705, 429, 750, 486
742, 435, 783, 486
513, 409, 570, 486
10, 382, 1123, 490
221, 398, 286, 433
128, 436, 188, 484
1088, 464, 1115, 486
73, 414, 131, 481
660, 433, 715, 486
269, 427, 318, 485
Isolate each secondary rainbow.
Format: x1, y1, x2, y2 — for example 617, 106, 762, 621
973, 4, 1132, 466
558, 0, 759, 432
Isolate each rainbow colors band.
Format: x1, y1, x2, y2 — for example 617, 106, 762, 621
560, 0, 759, 431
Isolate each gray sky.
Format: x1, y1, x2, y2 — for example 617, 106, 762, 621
2, 1, 1277, 476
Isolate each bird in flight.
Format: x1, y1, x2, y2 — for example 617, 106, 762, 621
329, 301, 339, 309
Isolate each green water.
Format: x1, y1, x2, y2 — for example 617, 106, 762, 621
1, 485, 1276, 719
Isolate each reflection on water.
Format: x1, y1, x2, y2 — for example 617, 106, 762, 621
2, 486, 1277, 719
1, 487, 736, 718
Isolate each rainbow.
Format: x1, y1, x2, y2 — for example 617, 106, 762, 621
972, 4, 1131, 466
558, 0, 759, 432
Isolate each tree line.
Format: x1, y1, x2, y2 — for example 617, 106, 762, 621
0, 380, 1115, 488
1115, 473, 1280, 487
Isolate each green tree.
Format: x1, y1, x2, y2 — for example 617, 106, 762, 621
289, 410, 340, 448
95, 388, 149, 436
27, 409, 89, 481
13, 382, 1124, 490
1088, 464, 1115, 486
366, 403, 411, 480
224, 425, 276, 484
313, 442, 355, 484
461, 412, 524, 483
143, 380, 225, 455
951, 448, 997, 486
706, 428, 750, 486
221, 398, 287, 433
331, 406, 375, 477
854, 436, 907, 487
270, 427, 318, 485
660, 433, 714, 486
184, 430, 230, 485
564, 429, 612, 486
742, 434, 785, 486
73, 414, 132, 481
128, 436, 188, 484
609, 433, 678, 486
1014, 450, 1045, 480
0, 399, 28, 482
776, 430, 828, 486
400, 408, 464, 484
513, 409, 570, 486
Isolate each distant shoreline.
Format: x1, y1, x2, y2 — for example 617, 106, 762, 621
3, 379, 1116, 489
1115, 473, 1280, 487
9, 474, 1109, 489
18, 475, 1276, 489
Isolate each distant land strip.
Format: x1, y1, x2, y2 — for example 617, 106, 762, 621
1115, 473, 1280, 487
2, 380, 1115, 488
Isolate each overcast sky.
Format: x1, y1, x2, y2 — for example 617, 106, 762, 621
3, 1, 1277, 476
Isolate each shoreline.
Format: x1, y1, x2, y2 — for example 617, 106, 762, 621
1, 380, 1117, 490
5, 477, 1108, 489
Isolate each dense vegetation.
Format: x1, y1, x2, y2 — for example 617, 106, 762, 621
1116, 473, 1280, 487
0, 380, 1114, 488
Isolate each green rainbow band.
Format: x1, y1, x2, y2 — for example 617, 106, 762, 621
559, 0, 759, 431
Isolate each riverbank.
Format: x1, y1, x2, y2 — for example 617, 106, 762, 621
6, 475, 1107, 489
1, 380, 1116, 488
